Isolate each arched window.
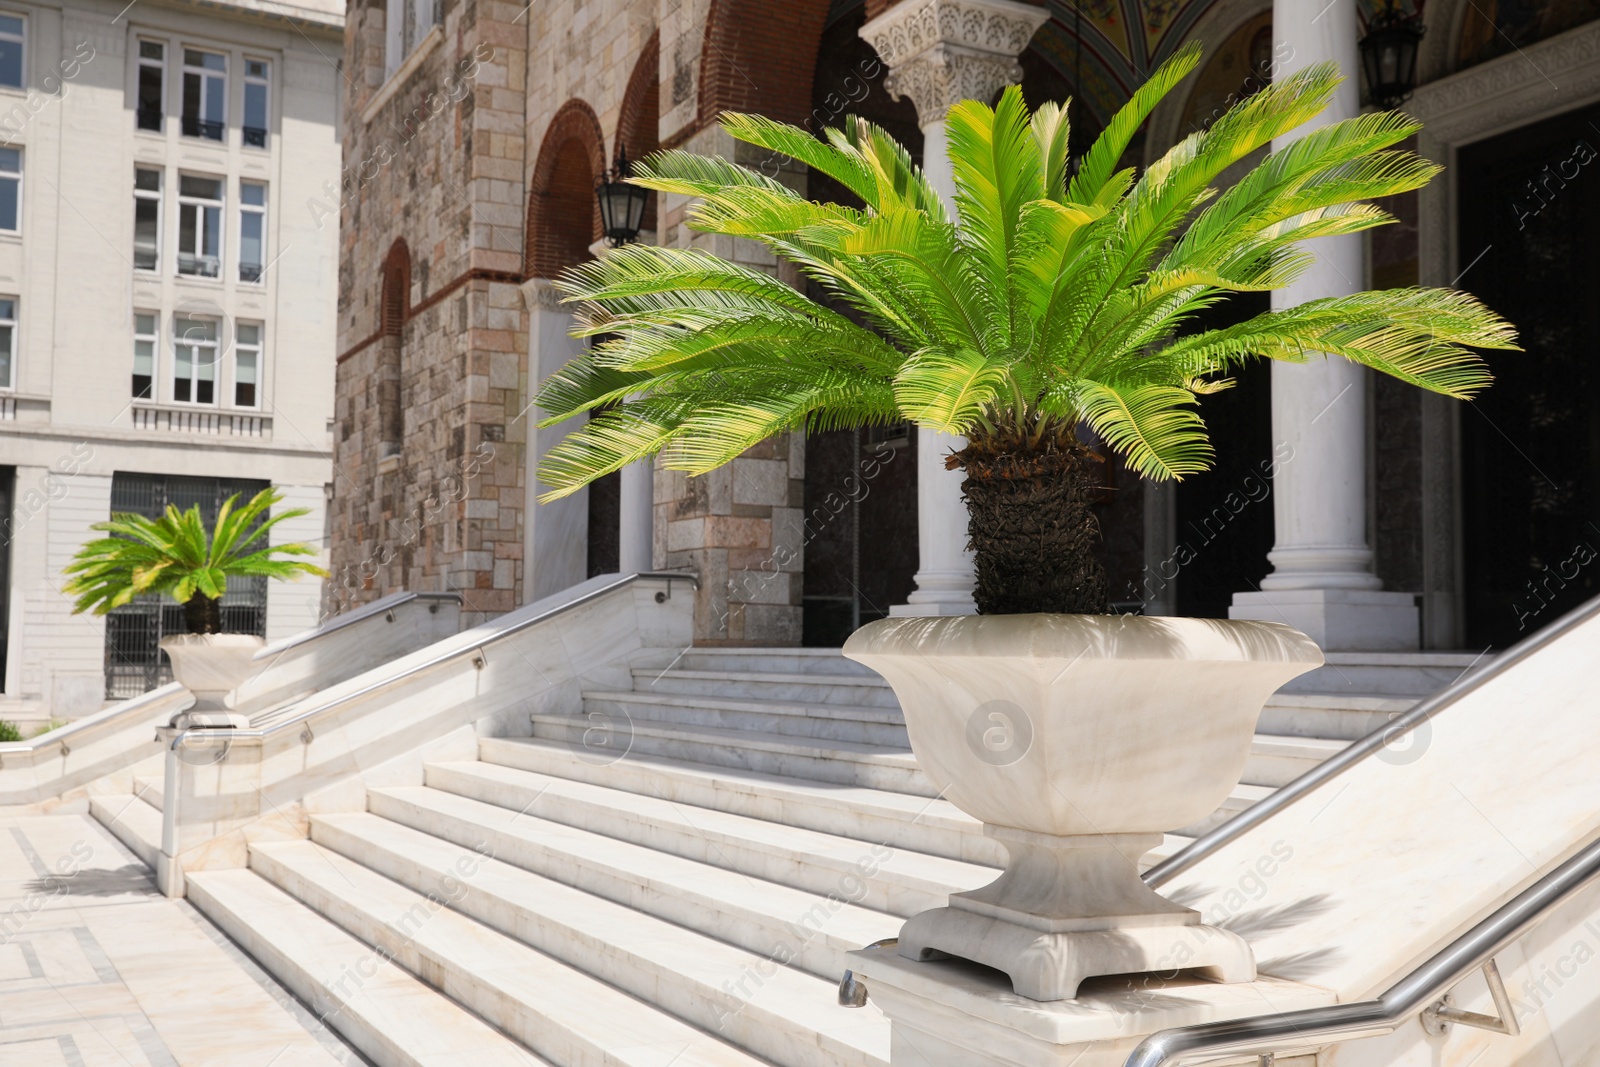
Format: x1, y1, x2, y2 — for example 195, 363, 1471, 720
524, 100, 606, 279
377, 239, 409, 459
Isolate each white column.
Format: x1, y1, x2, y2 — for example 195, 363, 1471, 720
618, 459, 654, 574
1228, 0, 1419, 649
902, 118, 978, 615
862, 0, 1049, 618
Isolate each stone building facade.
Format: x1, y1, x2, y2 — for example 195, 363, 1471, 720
331, 0, 1600, 651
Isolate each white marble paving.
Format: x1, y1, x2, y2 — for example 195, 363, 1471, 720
0, 812, 358, 1067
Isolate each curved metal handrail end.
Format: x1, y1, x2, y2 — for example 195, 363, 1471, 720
1127, 833, 1600, 1067
1144, 591, 1600, 888
0, 683, 190, 765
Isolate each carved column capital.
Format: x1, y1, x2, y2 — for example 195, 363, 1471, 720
860, 0, 1050, 123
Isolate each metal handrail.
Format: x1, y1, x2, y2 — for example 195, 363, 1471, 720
1143, 591, 1600, 888
1126, 831, 1600, 1067
173, 571, 698, 746
0, 590, 468, 766
253, 590, 462, 659
0, 683, 189, 766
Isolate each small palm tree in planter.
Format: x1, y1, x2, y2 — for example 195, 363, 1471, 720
534, 49, 1518, 1000
64, 488, 326, 712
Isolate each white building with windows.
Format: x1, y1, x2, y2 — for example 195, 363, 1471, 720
0, 0, 341, 721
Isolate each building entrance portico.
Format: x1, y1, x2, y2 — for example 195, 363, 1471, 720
325, 0, 1600, 656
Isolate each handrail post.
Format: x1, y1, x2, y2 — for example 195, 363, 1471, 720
156, 726, 185, 898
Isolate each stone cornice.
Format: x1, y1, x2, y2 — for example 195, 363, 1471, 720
1408, 18, 1600, 143
860, 0, 1050, 121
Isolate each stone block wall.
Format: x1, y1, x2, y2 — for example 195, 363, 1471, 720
331, 0, 836, 643
651, 123, 809, 644
656, 434, 807, 645
330, 0, 530, 625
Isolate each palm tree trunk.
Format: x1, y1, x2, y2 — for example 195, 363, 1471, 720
951, 429, 1111, 615
183, 594, 222, 635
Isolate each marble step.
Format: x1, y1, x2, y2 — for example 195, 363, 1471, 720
529, 712, 933, 796
672, 647, 879, 677
423, 758, 991, 917
89, 793, 162, 869
629, 668, 900, 709
1178, 783, 1276, 838
1277, 651, 1482, 698
581, 690, 909, 747
249, 839, 773, 1067
365, 784, 898, 980
477, 735, 997, 865
309, 812, 889, 1067
185, 868, 543, 1067
133, 775, 164, 811
1241, 733, 1350, 788
1258, 693, 1420, 741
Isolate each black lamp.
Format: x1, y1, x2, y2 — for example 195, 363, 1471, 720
596, 146, 650, 246
1359, 0, 1426, 109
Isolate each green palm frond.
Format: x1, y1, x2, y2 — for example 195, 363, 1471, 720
63, 488, 328, 618
716, 112, 880, 206
893, 348, 1015, 433
1067, 41, 1202, 206
947, 87, 1043, 322
535, 61, 1517, 500
1070, 382, 1215, 480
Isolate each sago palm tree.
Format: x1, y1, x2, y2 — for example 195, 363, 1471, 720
534, 44, 1517, 615
64, 488, 326, 634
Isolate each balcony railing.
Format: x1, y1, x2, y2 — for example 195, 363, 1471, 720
239, 263, 263, 283
136, 106, 162, 132
177, 253, 221, 278
180, 115, 224, 141
132, 402, 270, 437
243, 125, 268, 148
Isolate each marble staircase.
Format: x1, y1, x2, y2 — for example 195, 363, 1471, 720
79, 642, 1479, 1067
560, 647, 1475, 850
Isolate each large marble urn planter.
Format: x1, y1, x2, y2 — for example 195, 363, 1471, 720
844, 613, 1323, 1000
160, 634, 265, 713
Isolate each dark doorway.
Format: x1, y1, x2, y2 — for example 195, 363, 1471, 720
1457, 104, 1600, 647
800, 6, 924, 646
584, 343, 621, 578
587, 466, 620, 578
1172, 293, 1276, 618
802, 425, 919, 646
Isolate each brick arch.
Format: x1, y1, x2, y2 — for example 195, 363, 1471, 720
616, 30, 661, 233
380, 238, 410, 336
525, 99, 608, 279
698, 0, 831, 128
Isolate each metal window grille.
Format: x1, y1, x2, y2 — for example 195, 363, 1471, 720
103, 473, 270, 699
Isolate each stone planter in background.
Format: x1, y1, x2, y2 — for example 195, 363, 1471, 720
844, 613, 1323, 1000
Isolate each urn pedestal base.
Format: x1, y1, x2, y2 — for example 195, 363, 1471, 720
897, 827, 1254, 1000
844, 613, 1321, 1002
